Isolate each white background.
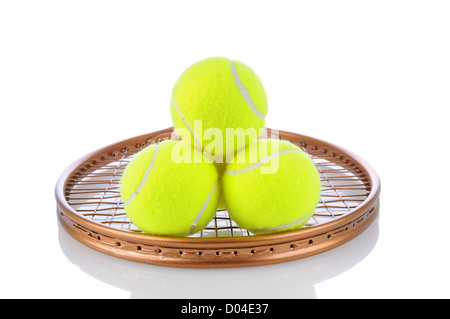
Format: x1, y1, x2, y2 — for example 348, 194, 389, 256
1, 1, 449, 299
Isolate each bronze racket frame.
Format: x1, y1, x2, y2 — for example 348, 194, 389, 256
55, 127, 380, 268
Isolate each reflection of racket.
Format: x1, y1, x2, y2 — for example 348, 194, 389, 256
55, 127, 380, 268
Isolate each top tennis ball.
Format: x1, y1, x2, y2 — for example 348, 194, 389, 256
170, 57, 268, 163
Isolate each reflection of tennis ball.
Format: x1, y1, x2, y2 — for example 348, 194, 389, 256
222, 139, 321, 235
120, 140, 219, 237
170, 57, 268, 161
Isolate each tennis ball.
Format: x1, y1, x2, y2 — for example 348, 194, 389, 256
170, 57, 268, 162
222, 138, 321, 235
120, 140, 219, 237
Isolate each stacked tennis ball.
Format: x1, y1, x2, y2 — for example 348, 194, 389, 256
120, 57, 321, 237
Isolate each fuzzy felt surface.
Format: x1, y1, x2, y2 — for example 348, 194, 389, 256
170, 57, 268, 162
222, 139, 321, 235
120, 140, 219, 237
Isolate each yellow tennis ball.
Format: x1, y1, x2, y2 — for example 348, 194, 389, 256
120, 140, 219, 237
222, 139, 321, 235
170, 57, 268, 162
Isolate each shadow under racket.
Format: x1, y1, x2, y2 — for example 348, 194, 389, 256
58, 213, 379, 299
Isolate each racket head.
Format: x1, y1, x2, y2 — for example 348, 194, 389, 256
56, 127, 380, 268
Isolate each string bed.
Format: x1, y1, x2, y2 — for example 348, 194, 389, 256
66, 139, 370, 238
